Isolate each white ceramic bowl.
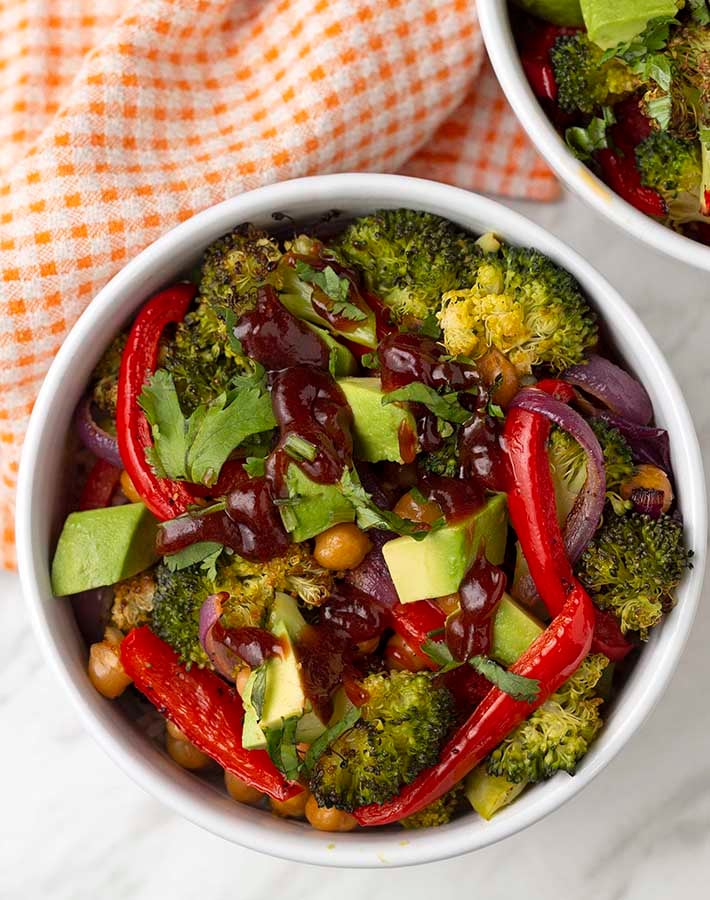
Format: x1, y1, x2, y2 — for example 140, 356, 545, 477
17, 174, 706, 867
478, 0, 710, 272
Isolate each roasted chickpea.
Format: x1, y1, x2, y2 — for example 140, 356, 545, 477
305, 795, 358, 832
225, 770, 264, 806
476, 347, 520, 409
393, 490, 442, 526
166, 733, 211, 770
166, 719, 189, 742
313, 523, 372, 570
270, 790, 310, 819
235, 666, 252, 698
620, 464, 674, 513
385, 633, 429, 672
119, 469, 142, 503
87, 635, 132, 699
356, 636, 380, 655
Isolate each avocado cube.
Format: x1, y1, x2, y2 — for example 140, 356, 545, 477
51, 503, 159, 597
305, 323, 358, 376
579, 0, 680, 49
465, 767, 526, 820
337, 376, 418, 464
280, 464, 355, 542
382, 493, 508, 604
491, 594, 544, 668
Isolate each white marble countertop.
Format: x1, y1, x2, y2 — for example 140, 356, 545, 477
2, 190, 709, 899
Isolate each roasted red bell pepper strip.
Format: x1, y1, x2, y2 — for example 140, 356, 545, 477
78, 458, 121, 511
121, 626, 302, 801
595, 149, 667, 219
390, 601, 446, 671
355, 581, 594, 825
116, 284, 200, 520
505, 379, 633, 658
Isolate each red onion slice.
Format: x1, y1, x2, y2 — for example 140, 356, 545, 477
563, 354, 653, 425
630, 487, 664, 519
510, 387, 606, 567
595, 412, 672, 473
199, 592, 241, 682
75, 394, 123, 468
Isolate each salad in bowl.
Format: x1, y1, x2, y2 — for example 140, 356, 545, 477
49, 205, 692, 835
510, 0, 709, 243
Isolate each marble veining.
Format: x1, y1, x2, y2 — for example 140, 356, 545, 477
2, 191, 709, 899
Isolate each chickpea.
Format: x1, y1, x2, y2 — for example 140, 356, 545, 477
356, 636, 380, 655
393, 490, 442, 526
620, 464, 674, 513
166, 733, 211, 770
225, 770, 264, 806
235, 666, 252, 698
305, 795, 358, 832
435, 592, 460, 617
270, 790, 310, 819
166, 719, 189, 742
88, 636, 132, 699
476, 348, 520, 410
119, 469, 142, 503
385, 633, 429, 672
313, 523, 372, 570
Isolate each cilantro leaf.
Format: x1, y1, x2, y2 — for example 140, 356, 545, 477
469, 656, 540, 703
419, 313, 442, 339
420, 638, 461, 674
565, 108, 614, 161
381, 381, 473, 425
303, 706, 362, 773
361, 351, 379, 370
139, 368, 277, 487
295, 260, 367, 322
243, 456, 267, 478
265, 715, 301, 781
339, 469, 443, 540
689, 0, 710, 25
164, 541, 224, 578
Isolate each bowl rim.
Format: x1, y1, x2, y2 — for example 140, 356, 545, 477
477, 0, 710, 273
16, 173, 707, 868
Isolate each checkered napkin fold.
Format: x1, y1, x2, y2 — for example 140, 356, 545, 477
0, 0, 558, 567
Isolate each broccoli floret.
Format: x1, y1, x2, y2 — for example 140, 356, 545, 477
110, 571, 156, 632
159, 300, 250, 413
636, 131, 701, 197
438, 244, 597, 374
150, 544, 333, 665
592, 420, 634, 492
90, 333, 127, 416
400, 783, 464, 829
487, 654, 609, 784
334, 209, 479, 323
577, 512, 690, 638
198, 223, 282, 314
550, 33, 639, 116
309, 671, 455, 812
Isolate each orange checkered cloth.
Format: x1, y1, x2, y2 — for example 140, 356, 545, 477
0, 0, 559, 568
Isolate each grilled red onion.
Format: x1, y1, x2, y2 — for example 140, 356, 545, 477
510, 387, 606, 566
630, 487, 664, 519
563, 354, 653, 425
595, 412, 672, 473
198, 592, 241, 681
75, 394, 123, 467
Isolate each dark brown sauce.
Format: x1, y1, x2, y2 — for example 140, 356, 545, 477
420, 473, 483, 524
445, 555, 507, 661
214, 625, 283, 668
378, 332, 481, 393
458, 412, 509, 492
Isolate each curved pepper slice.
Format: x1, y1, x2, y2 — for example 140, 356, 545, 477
355, 582, 594, 826
116, 283, 200, 520
121, 626, 303, 802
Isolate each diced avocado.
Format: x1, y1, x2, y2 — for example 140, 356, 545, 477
305, 323, 358, 376
280, 464, 355, 542
51, 503, 159, 596
465, 767, 526, 820
337, 376, 418, 464
491, 594, 544, 668
241, 592, 328, 749
511, 0, 583, 26
579, 0, 680, 49
383, 493, 508, 604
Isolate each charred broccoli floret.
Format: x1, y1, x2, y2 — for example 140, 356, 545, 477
578, 512, 691, 638
150, 544, 333, 665
487, 654, 609, 784
309, 671, 455, 812
591, 419, 635, 493
334, 209, 479, 323
550, 33, 639, 116
400, 784, 464, 829
438, 244, 597, 373
636, 131, 705, 226
110, 571, 156, 631
90, 333, 126, 416
198, 223, 282, 314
